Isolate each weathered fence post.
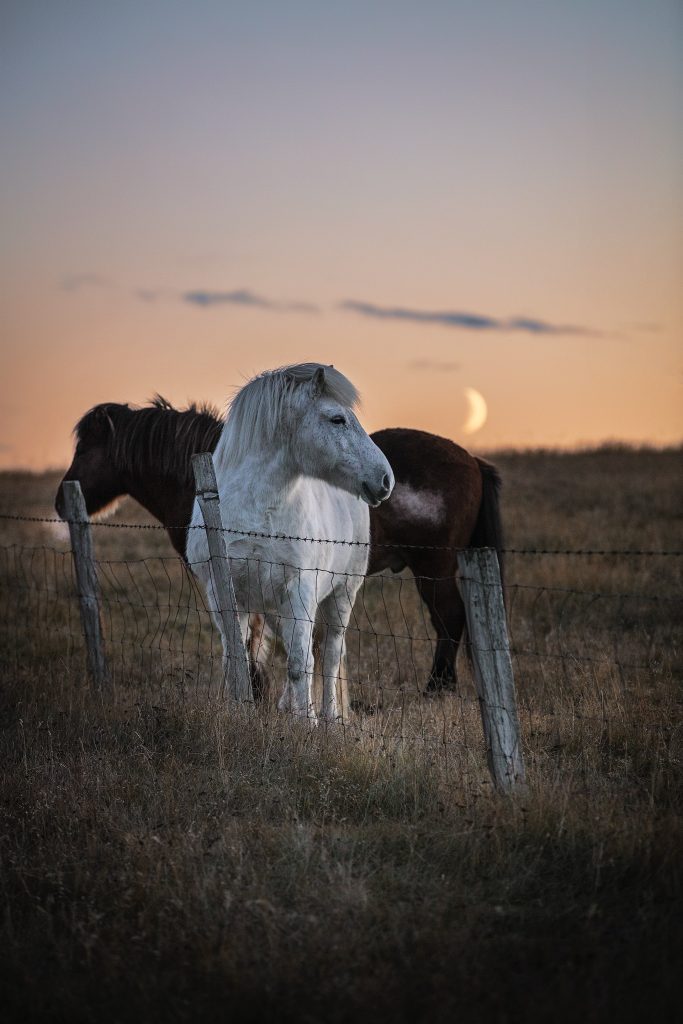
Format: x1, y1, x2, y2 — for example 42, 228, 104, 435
457, 548, 526, 793
192, 453, 253, 703
62, 480, 109, 688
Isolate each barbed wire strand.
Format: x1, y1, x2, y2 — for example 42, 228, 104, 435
1, 510, 682, 556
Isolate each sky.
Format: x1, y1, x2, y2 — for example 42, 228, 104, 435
1, 0, 681, 469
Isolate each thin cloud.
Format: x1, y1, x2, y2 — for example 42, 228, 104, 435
61, 277, 604, 335
62, 277, 319, 314
342, 300, 598, 336
409, 359, 461, 372
182, 288, 319, 314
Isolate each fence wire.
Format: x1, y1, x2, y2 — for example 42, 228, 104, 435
1, 523, 680, 773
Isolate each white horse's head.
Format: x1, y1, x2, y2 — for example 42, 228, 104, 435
296, 365, 394, 506
221, 362, 394, 506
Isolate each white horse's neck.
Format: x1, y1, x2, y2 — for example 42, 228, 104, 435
214, 433, 304, 507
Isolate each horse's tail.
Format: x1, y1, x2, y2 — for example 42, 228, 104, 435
469, 457, 505, 589
457, 458, 505, 671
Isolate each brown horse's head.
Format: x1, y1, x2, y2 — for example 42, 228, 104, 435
55, 403, 131, 519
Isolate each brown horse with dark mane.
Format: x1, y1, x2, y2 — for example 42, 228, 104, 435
55, 398, 503, 694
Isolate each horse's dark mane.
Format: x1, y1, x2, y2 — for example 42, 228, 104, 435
147, 393, 221, 419
76, 396, 223, 487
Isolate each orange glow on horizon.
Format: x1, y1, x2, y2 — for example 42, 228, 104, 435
1, 3, 681, 469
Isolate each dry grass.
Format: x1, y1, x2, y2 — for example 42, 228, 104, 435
0, 446, 682, 1023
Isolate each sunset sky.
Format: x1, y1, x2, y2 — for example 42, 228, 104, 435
1, 0, 681, 469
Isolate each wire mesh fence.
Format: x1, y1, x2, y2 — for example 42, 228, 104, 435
1, 516, 681, 777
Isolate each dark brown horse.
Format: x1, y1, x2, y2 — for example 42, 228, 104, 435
56, 398, 503, 693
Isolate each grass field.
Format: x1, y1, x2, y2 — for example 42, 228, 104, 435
0, 446, 681, 1022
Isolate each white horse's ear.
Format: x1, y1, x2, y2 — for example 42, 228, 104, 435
310, 366, 326, 399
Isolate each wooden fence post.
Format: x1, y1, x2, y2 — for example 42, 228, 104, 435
62, 481, 109, 688
456, 548, 526, 793
192, 453, 253, 703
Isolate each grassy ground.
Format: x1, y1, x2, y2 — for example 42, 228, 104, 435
0, 446, 681, 1022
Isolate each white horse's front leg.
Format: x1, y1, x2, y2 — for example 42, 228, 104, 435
276, 578, 317, 723
317, 579, 360, 723
319, 622, 345, 723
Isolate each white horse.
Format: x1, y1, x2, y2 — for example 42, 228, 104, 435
186, 363, 394, 723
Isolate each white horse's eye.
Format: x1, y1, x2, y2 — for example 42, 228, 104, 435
329, 415, 346, 425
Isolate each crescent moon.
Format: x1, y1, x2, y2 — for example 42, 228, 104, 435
462, 387, 488, 435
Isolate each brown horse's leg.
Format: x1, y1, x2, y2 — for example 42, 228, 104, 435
248, 613, 271, 702
415, 575, 467, 694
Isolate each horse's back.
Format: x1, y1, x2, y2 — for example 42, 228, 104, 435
372, 428, 480, 478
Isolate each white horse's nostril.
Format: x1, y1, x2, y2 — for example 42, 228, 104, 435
362, 473, 393, 506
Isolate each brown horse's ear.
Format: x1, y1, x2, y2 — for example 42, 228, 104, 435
310, 366, 326, 399
95, 405, 118, 436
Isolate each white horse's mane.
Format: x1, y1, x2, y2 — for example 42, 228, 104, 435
215, 362, 360, 468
